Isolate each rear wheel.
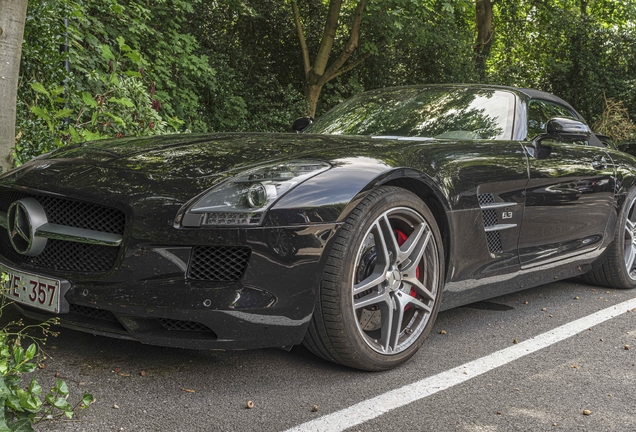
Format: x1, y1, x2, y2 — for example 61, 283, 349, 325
581, 188, 636, 289
303, 187, 444, 371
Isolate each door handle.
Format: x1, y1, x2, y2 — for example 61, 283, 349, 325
592, 156, 607, 170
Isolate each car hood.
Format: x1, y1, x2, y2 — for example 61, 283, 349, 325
23, 133, 402, 178
0, 133, 431, 209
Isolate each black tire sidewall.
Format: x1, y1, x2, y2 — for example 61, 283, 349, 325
610, 188, 636, 288
328, 187, 445, 370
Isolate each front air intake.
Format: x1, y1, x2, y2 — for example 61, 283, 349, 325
188, 246, 251, 281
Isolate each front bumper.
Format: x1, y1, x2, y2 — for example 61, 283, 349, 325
4, 223, 339, 350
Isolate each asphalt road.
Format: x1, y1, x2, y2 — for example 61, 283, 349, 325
12, 278, 635, 432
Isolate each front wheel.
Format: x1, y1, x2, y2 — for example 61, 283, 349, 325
303, 187, 445, 371
581, 188, 636, 289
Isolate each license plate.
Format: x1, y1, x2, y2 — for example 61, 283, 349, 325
1, 264, 68, 313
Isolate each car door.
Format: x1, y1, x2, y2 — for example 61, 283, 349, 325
518, 99, 616, 268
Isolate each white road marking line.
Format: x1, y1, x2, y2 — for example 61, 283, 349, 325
285, 297, 636, 432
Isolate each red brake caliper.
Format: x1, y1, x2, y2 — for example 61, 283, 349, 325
395, 230, 418, 309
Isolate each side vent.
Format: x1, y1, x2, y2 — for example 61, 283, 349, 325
478, 193, 495, 206
482, 208, 498, 227
478, 193, 517, 256
485, 231, 503, 254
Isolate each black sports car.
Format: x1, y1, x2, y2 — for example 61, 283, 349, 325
2, 84, 635, 371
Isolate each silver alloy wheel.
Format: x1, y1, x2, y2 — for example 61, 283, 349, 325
624, 198, 636, 279
351, 207, 439, 355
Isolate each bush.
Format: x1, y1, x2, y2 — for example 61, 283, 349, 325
0, 274, 93, 430
593, 96, 636, 142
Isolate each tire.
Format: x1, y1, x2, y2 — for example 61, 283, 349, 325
303, 186, 445, 371
580, 188, 636, 289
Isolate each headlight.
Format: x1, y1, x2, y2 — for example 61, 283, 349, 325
178, 160, 330, 227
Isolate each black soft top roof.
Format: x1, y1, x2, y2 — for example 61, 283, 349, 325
516, 87, 582, 119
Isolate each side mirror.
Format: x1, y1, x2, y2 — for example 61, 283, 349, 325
529, 117, 591, 159
292, 117, 313, 133
546, 117, 591, 138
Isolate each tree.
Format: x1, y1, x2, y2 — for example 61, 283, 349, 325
292, 0, 370, 118
475, 0, 494, 79
0, 0, 28, 172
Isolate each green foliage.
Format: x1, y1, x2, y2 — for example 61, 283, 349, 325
15, 0, 196, 165
488, 0, 636, 124
0, 274, 93, 430
15, 1, 187, 165
71, 0, 217, 131
14, 0, 636, 163
15, 0, 73, 165
17, 49, 172, 165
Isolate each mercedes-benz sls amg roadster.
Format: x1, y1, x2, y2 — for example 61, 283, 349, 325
1, 84, 634, 370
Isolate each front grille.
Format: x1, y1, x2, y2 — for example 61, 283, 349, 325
158, 318, 216, 334
69, 304, 119, 322
0, 236, 119, 273
0, 190, 125, 273
0, 191, 124, 234
188, 246, 251, 281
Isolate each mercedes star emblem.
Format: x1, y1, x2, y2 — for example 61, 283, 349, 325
7, 198, 48, 256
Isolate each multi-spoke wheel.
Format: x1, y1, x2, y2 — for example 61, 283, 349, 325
303, 186, 444, 371
580, 188, 636, 289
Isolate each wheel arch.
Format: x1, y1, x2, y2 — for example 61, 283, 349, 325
337, 169, 453, 282
615, 174, 636, 209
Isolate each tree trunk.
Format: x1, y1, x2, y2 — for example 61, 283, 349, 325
305, 83, 322, 119
475, 0, 494, 79
0, 0, 28, 172
292, 0, 368, 118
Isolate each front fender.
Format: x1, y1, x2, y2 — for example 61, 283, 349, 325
264, 157, 451, 226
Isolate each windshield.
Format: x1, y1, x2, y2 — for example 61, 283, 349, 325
305, 87, 516, 140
